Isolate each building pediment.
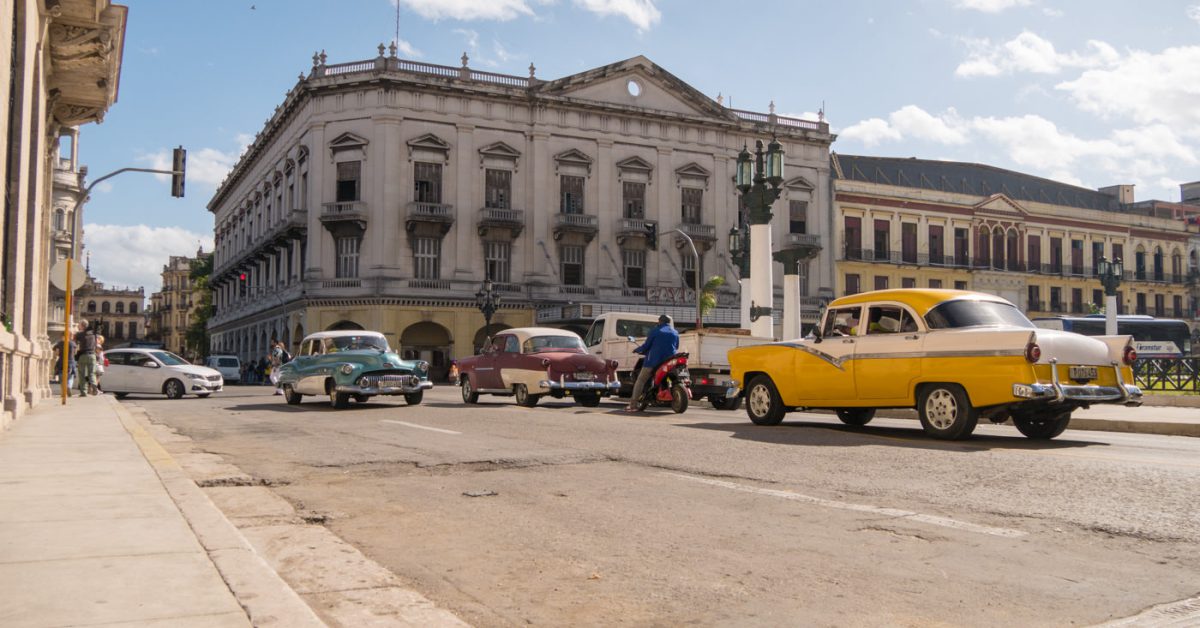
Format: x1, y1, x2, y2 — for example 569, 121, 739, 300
784, 176, 815, 191
974, 193, 1028, 217
616, 156, 655, 182
329, 132, 368, 152
407, 133, 451, 162
675, 163, 710, 188
554, 148, 593, 176
535, 56, 730, 121
478, 141, 522, 169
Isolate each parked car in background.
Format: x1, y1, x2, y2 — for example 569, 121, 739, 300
273, 330, 432, 408
103, 348, 224, 399
728, 289, 1142, 440
204, 354, 242, 384
457, 327, 620, 407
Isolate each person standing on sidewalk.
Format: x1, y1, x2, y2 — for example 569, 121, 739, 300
73, 320, 98, 397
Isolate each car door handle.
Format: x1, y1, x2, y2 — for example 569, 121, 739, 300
842, 339, 855, 344
905, 335, 920, 340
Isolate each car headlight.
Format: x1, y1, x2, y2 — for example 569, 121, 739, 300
187, 373, 206, 380
339, 363, 356, 375
416, 360, 430, 372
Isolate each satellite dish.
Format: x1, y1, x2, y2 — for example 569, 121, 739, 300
49, 258, 82, 293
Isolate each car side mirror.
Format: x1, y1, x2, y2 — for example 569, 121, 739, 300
627, 336, 635, 343
144, 362, 160, 368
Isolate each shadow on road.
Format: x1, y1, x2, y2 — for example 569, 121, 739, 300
224, 401, 409, 413
682, 419, 1107, 452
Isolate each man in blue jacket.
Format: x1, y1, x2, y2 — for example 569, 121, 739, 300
625, 315, 680, 411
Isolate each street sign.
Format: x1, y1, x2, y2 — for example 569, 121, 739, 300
49, 258, 82, 292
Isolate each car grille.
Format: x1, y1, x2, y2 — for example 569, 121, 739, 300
206, 375, 222, 383
371, 374, 420, 388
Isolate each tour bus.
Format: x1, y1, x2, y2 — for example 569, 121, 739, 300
1031, 315, 1192, 358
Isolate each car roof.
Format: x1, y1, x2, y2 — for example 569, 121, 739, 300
829, 289, 1012, 317
302, 330, 387, 342
492, 327, 582, 344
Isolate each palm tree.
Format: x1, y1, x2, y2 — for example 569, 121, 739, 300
698, 275, 726, 327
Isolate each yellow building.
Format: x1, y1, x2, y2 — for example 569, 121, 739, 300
150, 250, 203, 358
832, 155, 1197, 322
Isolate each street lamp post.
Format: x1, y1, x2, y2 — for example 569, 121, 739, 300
475, 278, 501, 341
735, 138, 785, 338
1098, 256, 1123, 335
728, 225, 750, 328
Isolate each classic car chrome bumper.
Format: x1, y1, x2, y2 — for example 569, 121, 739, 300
1012, 360, 1142, 406
337, 373, 433, 395
538, 378, 621, 392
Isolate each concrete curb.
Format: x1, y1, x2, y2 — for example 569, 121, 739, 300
868, 408, 1200, 438
110, 396, 326, 628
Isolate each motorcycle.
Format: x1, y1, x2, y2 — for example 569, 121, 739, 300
632, 352, 692, 413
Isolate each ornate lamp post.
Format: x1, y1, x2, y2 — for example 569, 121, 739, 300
728, 225, 750, 328
735, 138, 785, 338
475, 278, 501, 341
1098, 256, 1123, 335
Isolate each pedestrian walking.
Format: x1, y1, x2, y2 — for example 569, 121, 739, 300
93, 334, 106, 395
269, 338, 285, 395
73, 320, 98, 397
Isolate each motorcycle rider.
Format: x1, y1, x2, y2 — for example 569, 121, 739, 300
624, 314, 680, 411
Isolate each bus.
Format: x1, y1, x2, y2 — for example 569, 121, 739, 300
1030, 315, 1192, 358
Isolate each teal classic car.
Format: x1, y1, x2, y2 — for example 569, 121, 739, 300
275, 331, 433, 408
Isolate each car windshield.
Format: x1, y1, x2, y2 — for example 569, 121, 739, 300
216, 358, 238, 367
329, 335, 389, 352
924, 300, 1034, 330
523, 335, 586, 353
150, 351, 190, 365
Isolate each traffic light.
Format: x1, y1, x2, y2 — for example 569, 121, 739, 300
170, 146, 187, 198
238, 272, 247, 296
644, 222, 657, 250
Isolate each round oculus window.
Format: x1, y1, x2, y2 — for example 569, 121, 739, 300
627, 79, 642, 97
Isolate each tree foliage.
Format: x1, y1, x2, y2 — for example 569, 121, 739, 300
185, 253, 214, 359
699, 275, 726, 319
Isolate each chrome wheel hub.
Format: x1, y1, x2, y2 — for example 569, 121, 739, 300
748, 385, 771, 418
926, 389, 958, 429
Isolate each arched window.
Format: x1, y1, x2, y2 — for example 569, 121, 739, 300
87, 301, 96, 313
115, 302, 125, 314
101, 302, 111, 314
53, 209, 65, 231
1153, 247, 1164, 281
991, 228, 1005, 270
1006, 230, 1021, 271
130, 302, 139, 314
976, 227, 990, 267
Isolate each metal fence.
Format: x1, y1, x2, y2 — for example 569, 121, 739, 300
1133, 358, 1200, 392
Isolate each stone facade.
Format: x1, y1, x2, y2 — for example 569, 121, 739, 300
78, 280, 145, 346
147, 252, 201, 358
0, 1, 126, 429
206, 49, 835, 380
832, 154, 1198, 326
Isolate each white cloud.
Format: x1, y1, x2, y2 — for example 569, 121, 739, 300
393, 38, 421, 58
840, 106, 966, 146
138, 135, 250, 190
955, 0, 1032, 12
1189, 4, 1200, 24
83, 224, 213, 292
1055, 46, 1200, 134
573, 0, 661, 31
838, 105, 1195, 195
1042, 6, 1064, 17
94, 181, 113, 194
396, 0, 537, 21
956, 31, 1119, 77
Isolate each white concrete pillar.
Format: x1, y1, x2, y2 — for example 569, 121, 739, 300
1106, 295, 1118, 335
782, 270, 800, 340
740, 277, 751, 330
750, 223, 774, 338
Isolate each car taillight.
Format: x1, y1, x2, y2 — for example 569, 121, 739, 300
609, 359, 619, 370
1123, 345, 1137, 365
542, 358, 551, 368
1024, 342, 1041, 363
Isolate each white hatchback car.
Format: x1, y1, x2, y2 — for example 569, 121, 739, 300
103, 348, 224, 399
204, 354, 242, 384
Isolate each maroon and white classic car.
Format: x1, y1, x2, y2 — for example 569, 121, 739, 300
457, 327, 620, 407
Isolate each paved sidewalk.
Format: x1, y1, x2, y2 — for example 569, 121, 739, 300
0, 394, 324, 627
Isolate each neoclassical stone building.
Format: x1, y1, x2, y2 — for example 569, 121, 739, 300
833, 154, 1200, 322
147, 251, 202, 358
207, 48, 834, 379
1, 0, 126, 427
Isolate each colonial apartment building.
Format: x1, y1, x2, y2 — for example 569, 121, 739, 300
148, 251, 202, 358
1, 1, 126, 427
207, 48, 834, 379
832, 154, 1200, 324
79, 279, 144, 345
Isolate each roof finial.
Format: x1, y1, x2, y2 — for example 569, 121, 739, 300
318, 50, 327, 65
378, 43, 386, 57
529, 62, 536, 79
716, 92, 724, 106
461, 51, 470, 67
388, 40, 397, 57
819, 100, 825, 122
768, 100, 776, 115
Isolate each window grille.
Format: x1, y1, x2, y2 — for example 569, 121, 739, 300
561, 245, 584, 285
485, 169, 511, 209
414, 162, 442, 204
413, 237, 441, 280
623, 182, 645, 219
336, 161, 360, 202
336, 236, 360, 278
561, 175, 584, 214
485, 241, 511, 283
622, 248, 645, 289
681, 187, 702, 224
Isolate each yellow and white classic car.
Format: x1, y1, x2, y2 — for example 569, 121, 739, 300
728, 289, 1142, 440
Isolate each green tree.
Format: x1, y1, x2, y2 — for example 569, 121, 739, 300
185, 253, 214, 359
699, 275, 726, 322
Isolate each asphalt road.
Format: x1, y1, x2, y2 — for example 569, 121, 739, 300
126, 385, 1200, 627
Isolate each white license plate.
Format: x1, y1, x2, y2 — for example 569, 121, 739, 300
1068, 366, 1098, 380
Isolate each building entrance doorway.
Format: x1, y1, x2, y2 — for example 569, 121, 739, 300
401, 322, 452, 382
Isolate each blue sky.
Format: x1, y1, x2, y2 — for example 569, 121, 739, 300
78, 0, 1200, 292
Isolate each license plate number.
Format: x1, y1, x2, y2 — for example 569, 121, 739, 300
1068, 366, 1098, 380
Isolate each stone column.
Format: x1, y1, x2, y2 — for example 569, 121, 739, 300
528, 131, 551, 282
306, 123, 327, 280
454, 123, 476, 279
774, 249, 810, 340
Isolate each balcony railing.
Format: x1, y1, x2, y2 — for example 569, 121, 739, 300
553, 213, 599, 230
406, 202, 455, 233
322, 201, 367, 215
674, 222, 717, 242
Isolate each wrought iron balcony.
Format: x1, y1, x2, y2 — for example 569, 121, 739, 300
552, 212, 599, 241
477, 206, 524, 237
405, 202, 455, 234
